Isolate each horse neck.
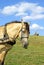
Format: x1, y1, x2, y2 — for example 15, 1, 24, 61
6, 23, 22, 40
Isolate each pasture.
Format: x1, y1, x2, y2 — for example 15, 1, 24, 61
5, 36, 44, 65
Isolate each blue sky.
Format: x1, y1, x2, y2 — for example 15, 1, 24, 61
0, 0, 44, 36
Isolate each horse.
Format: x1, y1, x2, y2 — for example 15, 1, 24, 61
0, 21, 29, 65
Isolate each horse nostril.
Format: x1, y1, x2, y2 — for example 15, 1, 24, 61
23, 43, 28, 49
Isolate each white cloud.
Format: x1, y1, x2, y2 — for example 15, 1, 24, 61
23, 14, 44, 20
30, 24, 44, 30
16, 12, 28, 16
0, 2, 44, 20
1, 5, 17, 15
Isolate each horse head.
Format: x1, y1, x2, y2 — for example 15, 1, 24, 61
20, 22, 29, 49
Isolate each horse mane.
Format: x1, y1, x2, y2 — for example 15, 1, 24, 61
5, 21, 21, 26
5, 20, 28, 26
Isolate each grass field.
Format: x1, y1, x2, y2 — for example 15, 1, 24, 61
5, 36, 44, 65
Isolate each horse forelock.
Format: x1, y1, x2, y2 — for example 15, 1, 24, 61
24, 22, 29, 34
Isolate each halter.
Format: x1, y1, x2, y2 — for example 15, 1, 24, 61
21, 22, 28, 39
21, 29, 28, 39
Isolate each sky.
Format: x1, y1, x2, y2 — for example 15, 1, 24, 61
0, 0, 44, 36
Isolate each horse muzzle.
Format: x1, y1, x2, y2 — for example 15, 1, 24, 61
23, 42, 29, 49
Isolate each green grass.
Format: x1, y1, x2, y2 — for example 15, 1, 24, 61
5, 36, 44, 65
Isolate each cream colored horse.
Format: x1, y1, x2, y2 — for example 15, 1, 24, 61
0, 21, 29, 65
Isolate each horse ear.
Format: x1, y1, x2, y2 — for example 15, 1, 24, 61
21, 19, 24, 26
